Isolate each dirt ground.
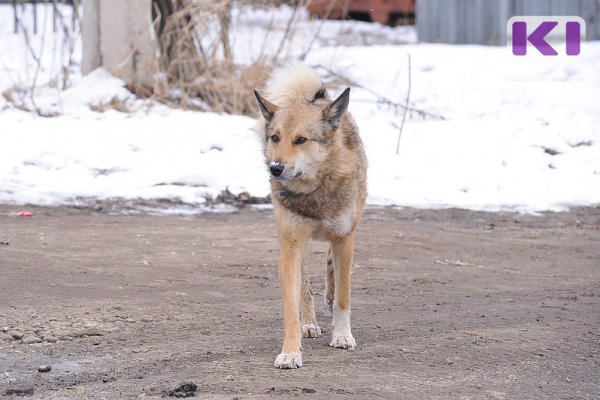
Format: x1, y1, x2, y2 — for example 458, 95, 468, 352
0, 205, 599, 399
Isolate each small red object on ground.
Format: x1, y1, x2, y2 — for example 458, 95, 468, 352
17, 211, 33, 217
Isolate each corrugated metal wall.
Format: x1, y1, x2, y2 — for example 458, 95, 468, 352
417, 0, 600, 45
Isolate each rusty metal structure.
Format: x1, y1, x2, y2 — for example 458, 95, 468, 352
308, 0, 415, 25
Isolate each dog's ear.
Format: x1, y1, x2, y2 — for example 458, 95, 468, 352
322, 87, 350, 127
253, 90, 279, 123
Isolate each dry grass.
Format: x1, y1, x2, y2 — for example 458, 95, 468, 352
2, 1, 304, 117
2, 2, 80, 117
4, 1, 431, 122
89, 96, 132, 113
151, 0, 307, 115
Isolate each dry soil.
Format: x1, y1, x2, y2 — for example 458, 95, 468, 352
0, 205, 599, 399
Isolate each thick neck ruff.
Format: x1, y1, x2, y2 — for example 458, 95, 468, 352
272, 173, 353, 221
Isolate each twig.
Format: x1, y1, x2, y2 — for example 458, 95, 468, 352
16, 13, 41, 65
396, 54, 411, 154
314, 64, 445, 121
272, 1, 302, 62
257, 3, 277, 61
218, 0, 232, 66
30, 1, 49, 116
299, 0, 336, 61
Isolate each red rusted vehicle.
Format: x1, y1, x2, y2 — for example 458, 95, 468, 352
308, 0, 415, 25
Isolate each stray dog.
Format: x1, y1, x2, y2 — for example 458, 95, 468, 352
253, 64, 367, 369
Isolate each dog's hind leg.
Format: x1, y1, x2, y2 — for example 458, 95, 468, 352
301, 253, 322, 338
325, 246, 334, 312
330, 235, 356, 349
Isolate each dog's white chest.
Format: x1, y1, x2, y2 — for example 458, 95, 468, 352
321, 207, 353, 236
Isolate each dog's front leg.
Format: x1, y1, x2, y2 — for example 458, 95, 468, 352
274, 230, 309, 369
330, 234, 356, 349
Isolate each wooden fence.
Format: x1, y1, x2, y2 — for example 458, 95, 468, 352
417, 0, 600, 45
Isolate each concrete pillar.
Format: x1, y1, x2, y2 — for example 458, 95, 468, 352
81, 0, 101, 75
82, 0, 155, 90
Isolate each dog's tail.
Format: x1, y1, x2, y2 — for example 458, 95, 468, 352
265, 63, 327, 107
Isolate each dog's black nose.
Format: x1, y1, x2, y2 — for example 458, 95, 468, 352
270, 163, 284, 177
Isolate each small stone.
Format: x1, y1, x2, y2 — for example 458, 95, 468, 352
22, 335, 43, 344
167, 382, 197, 398
0, 333, 14, 342
43, 335, 58, 343
4, 387, 35, 396
38, 365, 52, 373
81, 327, 104, 337
9, 330, 25, 340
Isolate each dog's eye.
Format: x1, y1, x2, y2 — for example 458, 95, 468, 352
270, 135, 280, 143
294, 136, 308, 145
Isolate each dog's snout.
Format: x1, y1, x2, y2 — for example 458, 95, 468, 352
270, 163, 284, 177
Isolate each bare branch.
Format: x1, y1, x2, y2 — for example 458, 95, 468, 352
396, 54, 411, 154
314, 64, 445, 121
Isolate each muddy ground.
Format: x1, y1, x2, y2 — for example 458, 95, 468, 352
0, 205, 599, 399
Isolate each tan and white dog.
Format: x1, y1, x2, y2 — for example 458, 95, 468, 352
253, 64, 367, 369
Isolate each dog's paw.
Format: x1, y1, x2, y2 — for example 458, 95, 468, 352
274, 352, 303, 369
302, 323, 322, 338
330, 334, 356, 349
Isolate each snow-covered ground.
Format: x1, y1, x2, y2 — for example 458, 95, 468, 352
1, 4, 599, 213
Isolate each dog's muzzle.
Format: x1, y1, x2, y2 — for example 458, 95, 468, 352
269, 162, 284, 177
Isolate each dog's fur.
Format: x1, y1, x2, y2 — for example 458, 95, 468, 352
253, 64, 367, 369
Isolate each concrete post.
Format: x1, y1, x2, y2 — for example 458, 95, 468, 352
82, 0, 155, 90
81, 0, 101, 75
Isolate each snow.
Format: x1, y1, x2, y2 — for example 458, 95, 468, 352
1, 3, 599, 213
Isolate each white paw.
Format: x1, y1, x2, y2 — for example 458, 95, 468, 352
330, 334, 356, 349
302, 323, 322, 338
274, 352, 303, 369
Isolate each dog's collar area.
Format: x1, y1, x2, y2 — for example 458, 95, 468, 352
279, 188, 318, 197
279, 190, 297, 197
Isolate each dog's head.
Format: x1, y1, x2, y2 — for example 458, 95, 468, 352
253, 88, 350, 185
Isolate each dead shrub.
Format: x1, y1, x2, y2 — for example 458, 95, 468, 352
89, 96, 131, 113
151, 0, 305, 115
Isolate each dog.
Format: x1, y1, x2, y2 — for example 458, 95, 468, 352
253, 63, 367, 369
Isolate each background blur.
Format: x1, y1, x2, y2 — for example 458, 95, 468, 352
1, 0, 599, 213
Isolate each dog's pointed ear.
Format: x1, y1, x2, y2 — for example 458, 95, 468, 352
322, 87, 350, 127
253, 90, 279, 122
